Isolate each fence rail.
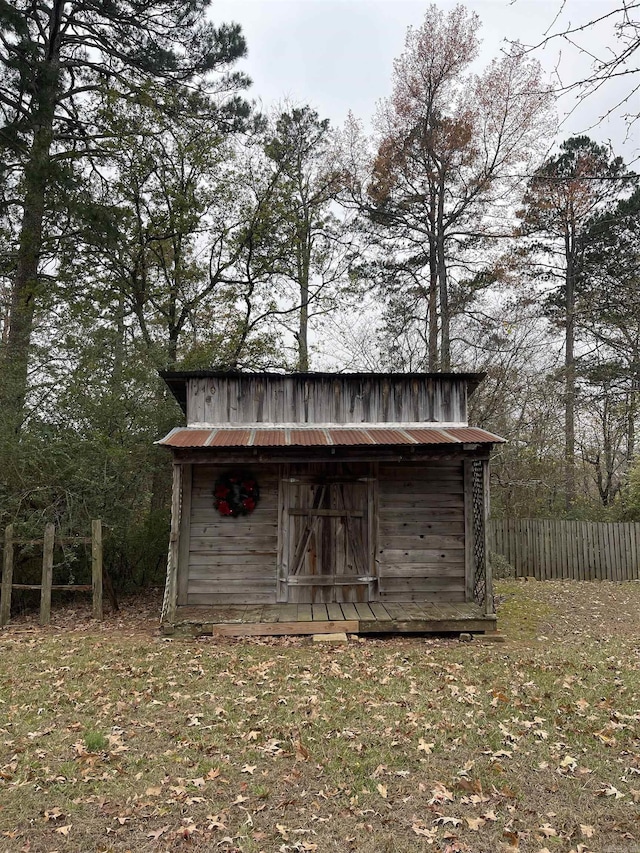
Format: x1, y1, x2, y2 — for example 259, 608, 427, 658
489, 519, 640, 581
0, 521, 103, 627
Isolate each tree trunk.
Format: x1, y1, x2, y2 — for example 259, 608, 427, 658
436, 235, 449, 371
436, 173, 450, 371
2, 125, 53, 435
564, 241, 576, 511
0, 0, 63, 437
296, 218, 311, 372
428, 190, 438, 371
627, 374, 637, 462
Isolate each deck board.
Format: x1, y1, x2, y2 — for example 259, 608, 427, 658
354, 602, 375, 620
297, 604, 313, 622
171, 601, 497, 637
369, 603, 392, 621
327, 603, 344, 621
340, 603, 359, 621
312, 604, 328, 621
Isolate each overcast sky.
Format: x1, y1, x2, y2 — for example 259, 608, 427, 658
212, 0, 638, 163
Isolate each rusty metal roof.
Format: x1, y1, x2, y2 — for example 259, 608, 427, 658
157, 425, 505, 449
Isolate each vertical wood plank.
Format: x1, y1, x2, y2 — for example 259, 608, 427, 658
277, 467, 290, 602
177, 464, 192, 606
622, 523, 630, 581
508, 518, 516, 575
598, 523, 607, 580
463, 460, 474, 602
632, 523, 639, 580
40, 523, 55, 626
368, 463, 379, 599
606, 522, 615, 582
569, 520, 576, 581
545, 519, 552, 580
530, 519, 538, 580
584, 521, 591, 580
91, 519, 103, 620
0, 524, 14, 628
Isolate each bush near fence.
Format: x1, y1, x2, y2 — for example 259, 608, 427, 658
489, 519, 640, 581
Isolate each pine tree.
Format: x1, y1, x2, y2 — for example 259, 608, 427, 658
0, 0, 249, 436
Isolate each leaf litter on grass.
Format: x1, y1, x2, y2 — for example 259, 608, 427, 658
0, 580, 639, 852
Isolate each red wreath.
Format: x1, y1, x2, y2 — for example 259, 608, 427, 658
213, 472, 260, 517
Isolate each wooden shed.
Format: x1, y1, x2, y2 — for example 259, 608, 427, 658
157, 371, 504, 636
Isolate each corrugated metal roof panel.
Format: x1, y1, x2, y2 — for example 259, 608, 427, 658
160, 428, 213, 447
289, 429, 329, 446
444, 427, 505, 444
329, 429, 375, 445
366, 428, 416, 444
209, 429, 252, 446
406, 428, 458, 444
252, 429, 288, 446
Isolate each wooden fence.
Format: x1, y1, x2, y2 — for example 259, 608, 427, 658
489, 519, 640, 581
0, 521, 103, 627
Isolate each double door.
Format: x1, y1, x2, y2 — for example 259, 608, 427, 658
279, 472, 376, 603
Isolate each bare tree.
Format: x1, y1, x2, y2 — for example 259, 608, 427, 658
511, 1, 640, 129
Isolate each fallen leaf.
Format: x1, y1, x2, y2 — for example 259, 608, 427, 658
466, 817, 486, 830
54, 825, 72, 836
429, 783, 455, 805
580, 824, 594, 839
147, 825, 169, 840
43, 809, 64, 822
412, 822, 436, 840
377, 783, 388, 798
433, 815, 461, 827
600, 784, 624, 799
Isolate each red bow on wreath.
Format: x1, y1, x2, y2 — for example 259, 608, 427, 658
213, 473, 260, 517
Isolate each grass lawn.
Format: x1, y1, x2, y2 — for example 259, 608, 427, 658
1, 580, 639, 853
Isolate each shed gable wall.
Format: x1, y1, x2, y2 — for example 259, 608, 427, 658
186, 376, 467, 426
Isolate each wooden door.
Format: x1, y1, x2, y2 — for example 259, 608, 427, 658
280, 476, 375, 603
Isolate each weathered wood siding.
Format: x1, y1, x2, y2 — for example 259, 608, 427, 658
187, 375, 467, 426
376, 462, 466, 602
186, 465, 279, 605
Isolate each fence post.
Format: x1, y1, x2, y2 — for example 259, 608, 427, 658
91, 520, 103, 621
40, 523, 55, 626
0, 524, 14, 627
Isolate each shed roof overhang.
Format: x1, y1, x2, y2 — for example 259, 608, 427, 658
156, 424, 505, 449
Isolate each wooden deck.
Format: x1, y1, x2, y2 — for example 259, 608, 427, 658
167, 601, 497, 637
